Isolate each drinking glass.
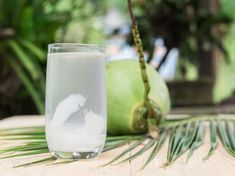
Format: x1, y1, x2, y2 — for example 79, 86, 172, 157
45, 43, 106, 159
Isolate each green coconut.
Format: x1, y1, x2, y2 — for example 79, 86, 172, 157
106, 60, 171, 135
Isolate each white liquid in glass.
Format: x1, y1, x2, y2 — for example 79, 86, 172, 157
45, 52, 106, 159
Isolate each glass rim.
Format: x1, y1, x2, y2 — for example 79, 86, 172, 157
48, 43, 105, 49
48, 43, 105, 53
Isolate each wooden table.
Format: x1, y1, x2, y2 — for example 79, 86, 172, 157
0, 116, 235, 176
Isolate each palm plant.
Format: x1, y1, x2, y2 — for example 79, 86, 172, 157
0, 0, 107, 116
0, 0, 69, 115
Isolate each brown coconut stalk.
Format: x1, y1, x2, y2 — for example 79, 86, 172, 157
127, 0, 160, 138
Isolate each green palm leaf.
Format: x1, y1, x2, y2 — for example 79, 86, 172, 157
103, 137, 134, 152
142, 130, 168, 168
226, 120, 235, 148
204, 121, 217, 160
186, 121, 205, 161
6, 57, 44, 114
119, 138, 155, 163
0, 149, 49, 160
8, 40, 40, 80
7, 39, 46, 100
165, 122, 198, 165
104, 136, 146, 165
217, 120, 235, 156
14, 156, 55, 168
0, 115, 235, 168
20, 39, 45, 61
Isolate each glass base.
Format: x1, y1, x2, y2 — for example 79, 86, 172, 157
51, 150, 100, 160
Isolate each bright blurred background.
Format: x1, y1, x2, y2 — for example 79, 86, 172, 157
1, 0, 235, 118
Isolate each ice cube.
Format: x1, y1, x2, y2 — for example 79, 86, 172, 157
84, 110, 105, 137
52, 94, 86, 126
47, 94, 105, 151
48, 125, 103, 151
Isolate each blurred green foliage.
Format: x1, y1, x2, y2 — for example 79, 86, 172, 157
1, 0, 235, 116
0, 0, 107, 116
132, 0, 235, 71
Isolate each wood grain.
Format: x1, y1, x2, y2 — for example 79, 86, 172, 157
0, 116, 235, 176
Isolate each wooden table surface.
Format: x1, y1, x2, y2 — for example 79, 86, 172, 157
1, 116, 235, 176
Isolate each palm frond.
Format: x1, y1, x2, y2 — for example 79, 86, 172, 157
6, 57, 44, 114
0, 126, 44, 133
186, 121, 205, 161
14, 156, 55, 168
103, 137, 135, 152
204, 121, 217, 160
165, 122, 198, 165
106, 135, 142, 142
142, 130, 168, 168
226, 120, 235, 148
0, 144, 47, 155
8, 40, 40, 80
217, 120, 235, 157
0, 149, 49, 160
0, 136, 45, 140
20, 39, 45, 61
0, 115, 235, 168
119, 138, 155, 163
104, 136, 146, 165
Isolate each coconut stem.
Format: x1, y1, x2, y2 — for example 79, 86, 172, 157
127, 0, 159, 139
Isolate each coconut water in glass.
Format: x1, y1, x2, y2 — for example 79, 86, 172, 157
45, 43, 106, 159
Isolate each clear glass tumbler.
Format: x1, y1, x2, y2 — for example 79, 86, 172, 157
45, 43, 106, 159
